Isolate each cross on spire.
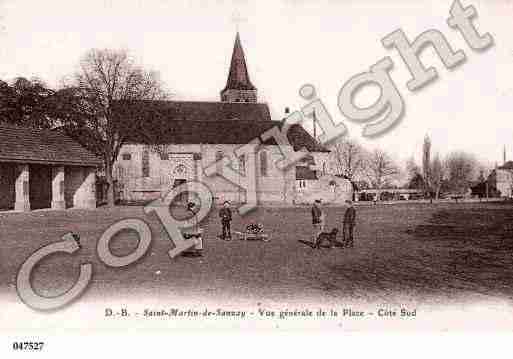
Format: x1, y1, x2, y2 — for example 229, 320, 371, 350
231, 10, 247, 32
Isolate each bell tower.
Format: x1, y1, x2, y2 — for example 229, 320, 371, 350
220, 32, 257, 103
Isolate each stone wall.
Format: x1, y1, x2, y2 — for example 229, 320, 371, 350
65, 167, 84, 208
64, 166, 96, 209
114, 143, 298, 204
294, 174, 353, 205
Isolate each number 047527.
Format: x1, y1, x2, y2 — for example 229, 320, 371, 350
12, 342, 44, 351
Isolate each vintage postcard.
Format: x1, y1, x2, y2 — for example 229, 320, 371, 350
0, 0, 512, 356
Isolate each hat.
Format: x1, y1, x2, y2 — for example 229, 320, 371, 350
315, 199, 322, 204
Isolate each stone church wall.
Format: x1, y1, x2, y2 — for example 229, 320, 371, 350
114, 143, 299, 204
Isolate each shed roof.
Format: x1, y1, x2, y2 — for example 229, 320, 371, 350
0, 124, 101, 166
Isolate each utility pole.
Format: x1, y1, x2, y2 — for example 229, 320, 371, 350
312, 108, 317, 142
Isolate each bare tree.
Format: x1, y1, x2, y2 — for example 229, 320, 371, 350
366, 149, 400, 201
444, 151, 478, 195
430, 153, 445, 199
330, 137, 368, 181
59, 49, 168, 206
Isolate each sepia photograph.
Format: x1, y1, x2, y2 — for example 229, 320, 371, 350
0, 0, 512, 356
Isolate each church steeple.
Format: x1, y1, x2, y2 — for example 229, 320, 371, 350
221, 32, 258, 103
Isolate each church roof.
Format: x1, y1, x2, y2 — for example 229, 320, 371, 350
0, 124, 101, 166
222, 32, 256, 92
125, 118, 329, 153
116, 100, 271, 122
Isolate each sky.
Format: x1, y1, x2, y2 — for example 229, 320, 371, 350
0, 0, 511, 170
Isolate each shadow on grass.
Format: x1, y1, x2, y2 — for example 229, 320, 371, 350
326, 206, 513, 300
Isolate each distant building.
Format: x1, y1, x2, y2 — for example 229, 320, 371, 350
488, 160, 513, 198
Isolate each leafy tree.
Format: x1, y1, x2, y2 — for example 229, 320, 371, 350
408, 173, 426, 190
444, 151, 478, 195
0, 77, 56, 129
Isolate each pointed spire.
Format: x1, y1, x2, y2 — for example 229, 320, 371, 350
504, 145, 507, 165
222, 32, 256, 92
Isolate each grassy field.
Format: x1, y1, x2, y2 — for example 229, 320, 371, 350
1, 202, 513, 306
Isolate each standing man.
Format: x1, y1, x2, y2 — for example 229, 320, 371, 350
342, 200, 356, 248
311, 199, 325, 246
219, 201, 233, 241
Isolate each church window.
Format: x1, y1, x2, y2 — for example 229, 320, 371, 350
260, 151, 268, 177
122, 153, 131, 161
322, 162, 327, 175
238, 154, 246, 176
174, 164, 187, 177
216, 151, 224, 175
142, 149, 150, 177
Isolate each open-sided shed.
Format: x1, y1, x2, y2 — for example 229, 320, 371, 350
0, 125, 101, 211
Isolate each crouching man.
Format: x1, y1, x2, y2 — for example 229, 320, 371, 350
182, 202, 203, 257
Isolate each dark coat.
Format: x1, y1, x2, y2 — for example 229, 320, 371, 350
219, 207, 232, 222
311, 205, 323, 224
343, 206, 356, 226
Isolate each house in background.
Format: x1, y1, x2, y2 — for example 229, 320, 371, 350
488, 160, 513, 198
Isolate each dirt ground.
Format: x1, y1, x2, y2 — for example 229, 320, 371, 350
1, 202, 513, 307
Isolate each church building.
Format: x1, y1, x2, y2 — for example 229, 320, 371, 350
113, 33, 352, 205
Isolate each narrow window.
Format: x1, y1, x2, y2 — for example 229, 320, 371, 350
238, 154, 246, 176
142, 149, 150, 178
260, 151, 268, 177
216, 150, 223, 175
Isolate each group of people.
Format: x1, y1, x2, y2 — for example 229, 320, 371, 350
311, 199, 356, 248
217, 199, 356, 248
